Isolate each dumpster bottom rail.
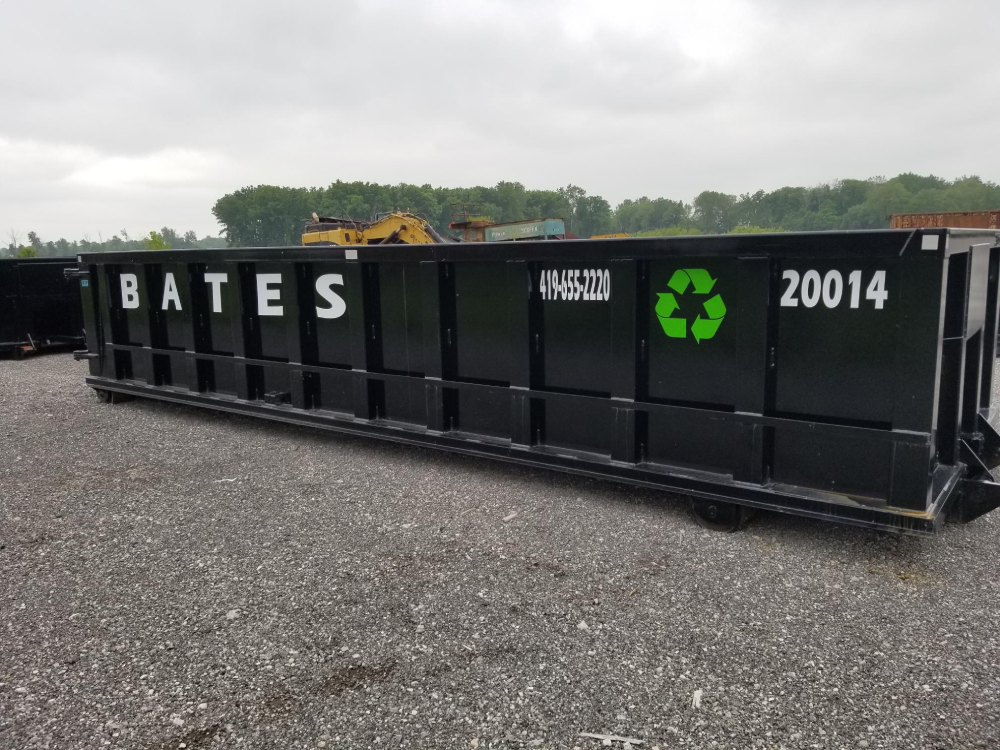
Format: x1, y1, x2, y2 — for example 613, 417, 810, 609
86, 376, 971, 537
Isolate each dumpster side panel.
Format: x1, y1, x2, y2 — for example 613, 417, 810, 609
147, 262, 191, 352
75, 230, 1000, 533
774, 259, 904, 426
772, 427, 893, 500
543, 396, 613, 456
453, 262, 511, 385
0, 263, 22, 345
251, 262, 293, 362
315, 369, 354, 413
456, 387, 511, 439
644, 409, 738, 475
539, 261, 616, 396
645, 259, 739, 407
104, 263, 147, 348
377, 262, 425, 376
194, 263, 239, 356
0, 259, 85, 353
305, 261, 352, 368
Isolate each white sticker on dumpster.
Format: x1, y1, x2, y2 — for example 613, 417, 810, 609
121, 273, 139, 309
780, 269, 887, 310
117, 271, 347, 319
161, 273, 182, 311
539, 268, 610, 302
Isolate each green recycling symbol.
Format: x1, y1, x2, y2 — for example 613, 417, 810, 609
655, 268, 727, 343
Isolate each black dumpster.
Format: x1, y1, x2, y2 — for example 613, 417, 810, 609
0, 258, 86, 358
74, 229, 1000, 533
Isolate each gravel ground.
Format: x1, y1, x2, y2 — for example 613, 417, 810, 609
2, 354, 999, 750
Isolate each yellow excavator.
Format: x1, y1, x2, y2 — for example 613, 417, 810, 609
301, 210, 630, 246
302, 212, 448, 246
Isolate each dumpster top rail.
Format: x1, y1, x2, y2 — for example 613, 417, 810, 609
79, 228, 998, 265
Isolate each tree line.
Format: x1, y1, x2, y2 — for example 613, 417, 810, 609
7, 173, 998, 256
2, 228, 227, 258
211, 182, 615, 247
212, 173, 1000, 246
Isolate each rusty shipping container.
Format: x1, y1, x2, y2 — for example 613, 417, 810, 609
891, 211, 1000, 230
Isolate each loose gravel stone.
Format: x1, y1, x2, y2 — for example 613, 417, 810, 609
1, 353, 999, 749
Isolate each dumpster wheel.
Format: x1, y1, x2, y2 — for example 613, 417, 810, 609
689, 497, 754, 532
94, 388, 133, 405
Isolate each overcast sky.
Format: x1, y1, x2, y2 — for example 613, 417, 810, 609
2, 0, 997, 241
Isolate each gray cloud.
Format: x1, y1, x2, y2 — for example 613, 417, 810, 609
1, 0, 997, 239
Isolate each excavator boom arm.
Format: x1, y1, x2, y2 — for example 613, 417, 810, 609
303, 212, 444, 246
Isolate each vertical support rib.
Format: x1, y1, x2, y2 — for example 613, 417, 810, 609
230, 263, 251, 400
733, 256, 772, 484
979, 245, 1000, 408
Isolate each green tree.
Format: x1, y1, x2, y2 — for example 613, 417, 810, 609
160, 227, 180, 247
759, 186, 808, 226
635, 226, 703, 237
344, 194, 371, 220
526, 190, 573, 222
867, 180, 910, 217
15, 245, 39, 258
574, 194, 613, 237
213, 185, 311, 246
729, 225, 785, 234
894, 172, 948, 195
830, 179, 871, 214
840, 203, 886, 229
693, 191, 737, 233
488, 181, 529, 222
616, 197, 691, 233
209, 172, 1000, 244
144, 231, 171, 250
732, 191, 767, 228
557, 184, 587, 233
554, 184, 614, 236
